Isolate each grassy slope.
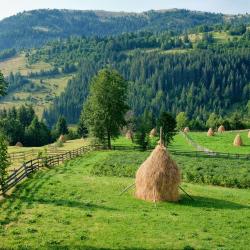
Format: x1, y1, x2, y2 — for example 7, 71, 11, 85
0, 53, 73, 117
0, 150, 249, 249
188, 131, 250, 154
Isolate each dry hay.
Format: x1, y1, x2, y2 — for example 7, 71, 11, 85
233, 134, 243, 146
58, 134, 66, 143
149, 128, 157, 137
218, 125, 225, 133
135, 144, 181, 202
207, 128, 214, 137
183, 127, 190, 133
15, 142, 23, 147
126, 130, 133, 140
248, 131, 250, 139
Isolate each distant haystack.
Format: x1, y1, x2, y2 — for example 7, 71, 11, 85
207, 128, 214, 137
126, 130, 133, 140
149, 128, 157, 138
218, 125, 225, 133
233, 134, 243, 146
248, 131, 250, 139
15, 142, 23, 147
58, 134, 66, 143
184, 127, 190, 133
135, 144, 181, 202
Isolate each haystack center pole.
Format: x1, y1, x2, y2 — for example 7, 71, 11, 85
160, 127, 163, 146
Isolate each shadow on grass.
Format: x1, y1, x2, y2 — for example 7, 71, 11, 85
179, 195, 249, 210
18, 196, 117, 211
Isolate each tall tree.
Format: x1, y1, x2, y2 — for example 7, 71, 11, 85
83, 69, 128, 148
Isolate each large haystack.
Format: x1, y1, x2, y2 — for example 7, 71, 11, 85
15, 142, 23, 147
233, 134, 243, 146
207, 128, 214, 137
126, 130, 133, 140
149, 128, 157, 138
58, 134, 66, 143
218, 125, 225, 133
248, 130, 250, 139
184, 127, 190, 133
135, 145, 181, 202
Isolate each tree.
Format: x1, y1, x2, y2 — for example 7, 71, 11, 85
24, 117, 51, 146
157, 112, 176, 146
176, 112, 188, 131
0, 134, 10, 194
206, 113, 219, 129
55, 116, 69, 136
77, 113, 88, 138
83, 69, 128, 148
0, 71, 8, 96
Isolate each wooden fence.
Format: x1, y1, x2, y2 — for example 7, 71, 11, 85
0, 145, 102, 195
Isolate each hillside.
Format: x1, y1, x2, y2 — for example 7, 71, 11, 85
0, 53, 74, 117
0, 26, 249, 124
0, 148, 249, 249
0, 8, 244, 50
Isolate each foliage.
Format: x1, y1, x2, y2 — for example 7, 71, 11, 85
77, 113, 88, 138
41, 30, 250, 127
0, 133, 9, 192
54, 116, 69, 136
157, 112, 177, 145
24, 117, 51, 147
0, 9, 227, 50
0, 71, 8, 96
176, 112, 188, 131
0, 105, 51, 146
83, 69, 128, 148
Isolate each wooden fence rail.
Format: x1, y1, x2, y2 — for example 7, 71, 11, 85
0, 145, 102, 195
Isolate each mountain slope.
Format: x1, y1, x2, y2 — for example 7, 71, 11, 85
0, 9, 228, 50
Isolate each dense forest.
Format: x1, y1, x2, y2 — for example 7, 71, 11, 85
34, 27, 250, 127
0, 8, 249, 50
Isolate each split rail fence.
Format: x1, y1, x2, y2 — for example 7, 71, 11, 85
0, 145, 102, 195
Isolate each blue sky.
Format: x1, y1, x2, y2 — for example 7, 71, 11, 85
0, 0, 249, 20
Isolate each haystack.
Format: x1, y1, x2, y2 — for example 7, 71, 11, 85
135, 144, 181, 202
126, 130, 133, 140
184, 127, 190, 133
248, 130, 250, 139
58, 134, 66, 143
15, 142, 23, 147
233, 134, 243, 146
218, 125, 225, 133
207, 128, 214, 136
149, 128, 157, 137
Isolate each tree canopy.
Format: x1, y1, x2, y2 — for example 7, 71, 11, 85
82, 69, 128, 148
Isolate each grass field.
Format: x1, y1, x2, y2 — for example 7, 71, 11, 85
0, 52, 74, 117
0, 53, 52, 77
187, 131, 250, 154
0, 150, 249, 249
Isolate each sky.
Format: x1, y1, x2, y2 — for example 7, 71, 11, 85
0, 0, 249, 20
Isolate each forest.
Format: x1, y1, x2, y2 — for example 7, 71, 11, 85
35, 26, 250, 128
0, 8, 249, 50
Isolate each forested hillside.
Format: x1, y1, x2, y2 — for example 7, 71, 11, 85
33, 27, 250, 127
0, 8, 248, 50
